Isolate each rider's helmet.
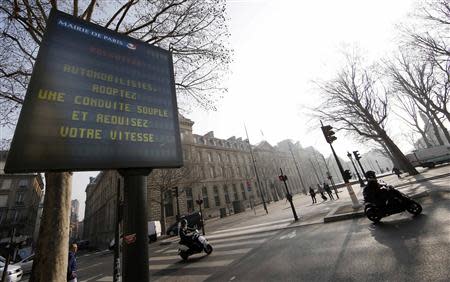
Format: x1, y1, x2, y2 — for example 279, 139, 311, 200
365, 170, 377, 182
180, 219, 188, 230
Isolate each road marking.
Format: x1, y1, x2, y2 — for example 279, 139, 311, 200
97, 277, 113, 282
153, 275, 211, 281
154, 246, 171, 253
209, 231, 277, 244
211, 218, 293, 234
149, 259, 234, 270
79, 274, 103, 282
164, 239, 267, 253
150, 248, 253, 261
78, 262, 103, 271
208, 223, 291, 239
279, 230, 296, 240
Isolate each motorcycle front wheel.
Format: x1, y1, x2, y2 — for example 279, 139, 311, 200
365, 207, 382, 223
180, 252, 189, 261
205, 244, 213, 255
406, 201, 422, 216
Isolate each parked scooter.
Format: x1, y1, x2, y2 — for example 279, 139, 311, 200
364, 184, 422, 223
178, 229, 213, 260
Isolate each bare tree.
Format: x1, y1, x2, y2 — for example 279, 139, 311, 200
0, 0, 231, 129
312, 53, 418, 175
386, 53, 450, 143
148, 163, 199, 233
394, 95, 438, 147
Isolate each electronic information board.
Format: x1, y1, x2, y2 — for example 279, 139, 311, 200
5, 9, 182, 172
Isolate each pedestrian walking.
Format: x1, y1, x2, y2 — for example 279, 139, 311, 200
392, 167, 402, 179
323, 182, 334, 200
309, 187, 317, 204
317, 184, 327, 201
67, 243, 78, 282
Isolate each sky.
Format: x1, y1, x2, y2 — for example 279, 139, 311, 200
26, 0, 420, 221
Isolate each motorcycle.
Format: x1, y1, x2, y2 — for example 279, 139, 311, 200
178, 229, 213, 260
364, 185, 422, 223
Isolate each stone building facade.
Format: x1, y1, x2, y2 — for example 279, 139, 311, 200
83, 116, 306, 248
0, 151, 44, 245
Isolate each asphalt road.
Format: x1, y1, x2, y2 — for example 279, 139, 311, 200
22, 168, 447, 282
207, 177, 450, 282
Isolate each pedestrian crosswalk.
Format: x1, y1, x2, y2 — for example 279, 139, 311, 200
148, 230, 279, 281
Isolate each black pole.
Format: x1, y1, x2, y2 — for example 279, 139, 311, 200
244, 125, 268, 214
288, 143, 307, 194
280, 168, 299, 221
175, 187, 180, 221
113, 178, 121, 282
119, 169, 151, 282
347, 152, 364, 186
198, 203, 205, 235
1, 226, 15, 282
356, 158, 366, 180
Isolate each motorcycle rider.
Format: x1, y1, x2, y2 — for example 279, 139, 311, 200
363, 171, 390, 206
179, 219, 196, 247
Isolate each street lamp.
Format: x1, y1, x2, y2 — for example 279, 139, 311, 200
347, 152, 364, 186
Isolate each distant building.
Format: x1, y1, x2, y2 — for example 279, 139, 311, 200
0, 151, 44, 246
83, 116, 312, 248
70, 199, 80, 240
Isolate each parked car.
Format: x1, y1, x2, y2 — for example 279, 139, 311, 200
14, 254, 34, 274
75, 240, 91, 251
166, 211, 203, 236
0, 258, 23, 282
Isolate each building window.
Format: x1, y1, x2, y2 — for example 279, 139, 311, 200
210, 166, 215, 178
16, 192, 25, 205
240, 183, 247, 200
201, 167, 206, 179
221, 167, 226, 177
197, 152, 202, 161
18, 179, 28, 188
227, 154, 231, 162
237, 167, 241, 177
217, 153, 222, 162
202, 187, 210, 208
208, 152, 213, 162
164, 190, 174, 217
1, 179, 11, 190
232, 184, 238, 200
224, 185, 231, 204
185, 188, 194, 212
0, 195, 8, 207
213, 186, 220, 206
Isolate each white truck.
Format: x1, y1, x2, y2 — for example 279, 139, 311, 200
406, 145, 450, 168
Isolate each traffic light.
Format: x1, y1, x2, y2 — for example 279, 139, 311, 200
321, 125, 337, 144
353, 151, 361, 160
343, 169, 352, 181
196, 199, 203, 205
278, 175, 288, 181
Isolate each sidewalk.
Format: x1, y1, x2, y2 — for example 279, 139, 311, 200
323, 164, 449, 223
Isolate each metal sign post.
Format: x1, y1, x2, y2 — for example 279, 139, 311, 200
279, 168, 299, 221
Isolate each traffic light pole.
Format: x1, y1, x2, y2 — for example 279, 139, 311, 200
119, 169, 152, 282
279, 168, 298, 221
355, 158, 366, 180
347, 153, 364, 187
329, 144, 360, 208
113, 179, 121, 282
244, 125, 268, 214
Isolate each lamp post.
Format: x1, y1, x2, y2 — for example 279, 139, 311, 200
347, 152, 364, 186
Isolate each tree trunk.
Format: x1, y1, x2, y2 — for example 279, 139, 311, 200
30, 172, 72, 282
380, 133, 419, 175
379, 142, 401, 169
430, 111, 450, 144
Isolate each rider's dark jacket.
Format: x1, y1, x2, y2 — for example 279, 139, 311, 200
363, 181, 387, 206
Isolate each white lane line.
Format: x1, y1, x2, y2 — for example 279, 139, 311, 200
150, 248, 253, 261
79, 274, 103, 282
211, 218, 293, 234
78, 262, 103, 271
154, 275, 211, 282
154, 246, 171, 253
208, 222, 291, 239
150, 259, 234, 270
97, 277, 113, 282
164, 239, 267, 253
209, 231, 277, 244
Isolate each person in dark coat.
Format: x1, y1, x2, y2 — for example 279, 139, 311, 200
392, 167, 402, 179
323, 182, 334, 200
317, 184, 327, 201
67, 243, 78, 282
309, 187, 317, 204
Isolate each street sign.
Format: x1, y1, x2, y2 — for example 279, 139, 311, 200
5, 9, 182, 173
246, 180, 252, 192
